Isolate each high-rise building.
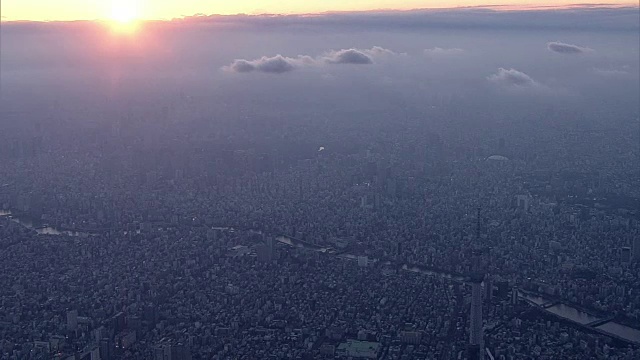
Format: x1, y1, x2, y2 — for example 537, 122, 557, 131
468, 271, 484, 360
154, 343, 172, 360
357, 256, 368, 267
515, 195, 530, 212
621, 247, 632, 263
258, 236, 275, 262
395, 241, 403, 258
484, 275, 493, 302
468, 208, 484, 360
511, 287, 519, 305
266, 236, 274, 257
100, 338, 114, 360
633, 237, 640, 262
67, 310, 78, 332
154, 341, 192, 360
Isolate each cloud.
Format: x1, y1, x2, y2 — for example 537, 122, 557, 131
424, 47, 464, 57
229, 59, 255, 73
324, 49, 373, 64
224, 55, 304, 74
547, 41, 592, 54
255, 55, 296, 73
323, 46, 400, 64
593, 67, 632, 77
487, 68, 538, 87
367, 46, 399, 57
224, 46, 398, 74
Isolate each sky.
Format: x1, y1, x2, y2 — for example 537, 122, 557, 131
0, 6, 638, 149
0, 0, 636, 21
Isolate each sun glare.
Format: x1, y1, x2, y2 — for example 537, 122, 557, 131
109, 1, 141, 33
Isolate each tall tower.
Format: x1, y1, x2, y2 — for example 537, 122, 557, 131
266, 236, 274, 261
468, 264, 484, 359
633, 236, 640, 262
468, 207, 484, 360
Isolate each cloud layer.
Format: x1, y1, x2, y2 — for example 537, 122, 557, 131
547, 41, 592, 54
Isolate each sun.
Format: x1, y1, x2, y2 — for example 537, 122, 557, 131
109, 1, 141, 32
112, 6, 137, 24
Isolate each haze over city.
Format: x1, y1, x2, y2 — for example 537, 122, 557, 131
0, 1, 639, 360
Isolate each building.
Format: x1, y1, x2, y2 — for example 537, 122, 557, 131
67, 310, 78, 331
400, 330, 422, 344
358, 256, 368, 267
633, 237, 640, 262
228, 245, 250, 258
99, 338, 114, 360
319, 344, 335, 356
154, 340, 192, 360
171, 343, 192, 360
469, 275, 484, 360
336, 340, 381, 359
515, 195, 531, 212
154, 343, 172, 360
78, 346, 101, 360
258, 236, 275, 262
115, 330, 137, 351
484, 275, 493, 302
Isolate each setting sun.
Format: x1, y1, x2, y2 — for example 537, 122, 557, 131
111, 7, 137, 23
109, 1, 141, 33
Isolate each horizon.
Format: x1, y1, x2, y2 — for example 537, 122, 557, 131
1, 1, 638, 22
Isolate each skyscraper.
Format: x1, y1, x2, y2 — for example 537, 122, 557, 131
468, 207, 484, 360
258, 235, 275, 262
633, 237, 640, 262
468, 257, 484, 360
67, 309, 78, 332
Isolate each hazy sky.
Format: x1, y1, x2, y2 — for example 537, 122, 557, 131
0, 0, 635, 21
1, 6, 638, 147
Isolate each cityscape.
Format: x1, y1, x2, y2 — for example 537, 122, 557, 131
1, 1, 639, 360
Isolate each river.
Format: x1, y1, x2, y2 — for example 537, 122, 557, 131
545, 303, 600, 325
0, 210, 91, 237
519, 293, 639, 344
276, 234, 640, 345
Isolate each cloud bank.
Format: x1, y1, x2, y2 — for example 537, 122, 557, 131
547, 41, 592, 54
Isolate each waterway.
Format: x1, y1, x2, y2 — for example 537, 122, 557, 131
276, 234, 640, 345
520, 293, 639, 344
596, 322, 640, 344
0, 210, 90, 237
545, 303, 600, 325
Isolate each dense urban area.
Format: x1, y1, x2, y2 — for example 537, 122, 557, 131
0, 94, 639, 360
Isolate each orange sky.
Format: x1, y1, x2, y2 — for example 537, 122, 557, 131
0, 0, 636, 21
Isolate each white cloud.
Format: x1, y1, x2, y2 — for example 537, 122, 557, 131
224, 46, 400, 74
547, 41, 593, 54
488, 68, 539, 88
424, 47, 464, 57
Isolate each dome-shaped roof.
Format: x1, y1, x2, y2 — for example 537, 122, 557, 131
487, 155, 509, 161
